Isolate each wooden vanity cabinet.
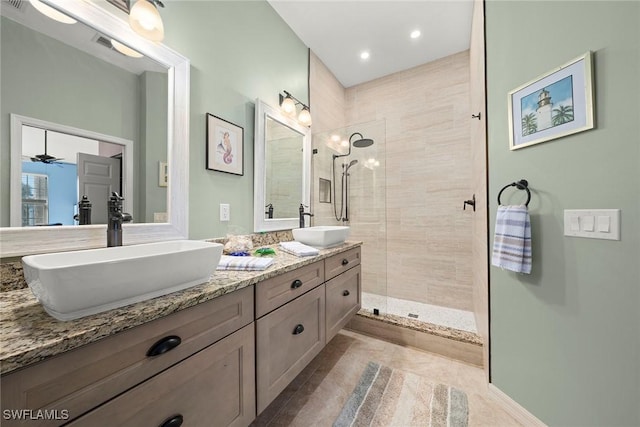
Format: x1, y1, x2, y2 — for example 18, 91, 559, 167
325, 265, 361, 342
0, 286, 254, 426
255, 247, 361, 414
256, 285, 325, 414
68, 323, 255, 427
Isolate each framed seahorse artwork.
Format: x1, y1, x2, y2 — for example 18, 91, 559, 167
206, 113, 244, 175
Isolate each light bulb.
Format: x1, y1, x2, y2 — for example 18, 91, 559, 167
281, 96, 296, 114
30, 0, 77, 24
129, 0, 164, 42
298, 107, 312, 126
111, 39, 144, 58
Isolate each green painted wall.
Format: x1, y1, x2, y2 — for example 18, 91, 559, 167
0, 16, 141, 226
486, 2, 639, 426
139, 71, 168, 223
162, 1, 309, 239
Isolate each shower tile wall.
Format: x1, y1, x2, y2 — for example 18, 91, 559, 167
345, 51, 473, 311
310, 50, 473, 313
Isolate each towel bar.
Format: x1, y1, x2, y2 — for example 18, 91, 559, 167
497, 179, 531, 206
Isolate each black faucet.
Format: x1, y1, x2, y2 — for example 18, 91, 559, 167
299, 204, 313, 228
107, 192, 132, 247
73, 195, 92, 225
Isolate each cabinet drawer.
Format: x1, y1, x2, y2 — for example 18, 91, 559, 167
325, 247, 361, 281
255, 260, 324, 318
256, 285, 325, 414
68, 323, 255, 427
1, 286, 253, 426
326, 265, 361, 342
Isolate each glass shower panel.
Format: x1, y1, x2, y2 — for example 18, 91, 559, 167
312, 120, 387, 316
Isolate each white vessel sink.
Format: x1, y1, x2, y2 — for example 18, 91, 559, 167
22, 240, 223, 321
292, 226, 350, 248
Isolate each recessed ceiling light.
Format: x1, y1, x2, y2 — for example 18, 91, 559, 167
360, 51, 370, 60
331, 134, 341, 142
410, 30, 421, 39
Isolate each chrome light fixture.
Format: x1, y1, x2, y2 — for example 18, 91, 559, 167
279, 91, 312, 127
30, 0, 77, 24
129, 0, 165, 42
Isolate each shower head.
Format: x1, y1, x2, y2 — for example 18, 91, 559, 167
344, 159, 358, 172
349, 132, 374, 148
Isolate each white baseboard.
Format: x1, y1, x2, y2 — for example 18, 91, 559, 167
488, 384, 547, 427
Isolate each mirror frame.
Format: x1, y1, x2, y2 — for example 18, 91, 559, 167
253, 99, 311, 232
0, 0, 190, 258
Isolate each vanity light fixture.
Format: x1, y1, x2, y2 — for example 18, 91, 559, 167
111, 39, 144, 58
30, 0, 77, 24
279, 91, 312, 127
129, 0, 165, 42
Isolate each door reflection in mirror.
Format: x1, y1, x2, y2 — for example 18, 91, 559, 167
21, 125, 124, 226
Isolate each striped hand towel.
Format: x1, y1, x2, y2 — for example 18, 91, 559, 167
492, 205, 532, 274
217, 255, 274, 271
279, 241, 319, 257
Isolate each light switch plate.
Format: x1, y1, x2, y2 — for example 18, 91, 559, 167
564, 209, 620, 240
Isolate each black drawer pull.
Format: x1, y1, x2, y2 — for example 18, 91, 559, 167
343, 290, 350, 296
147, 335, 182, 357
293, 324, 305, 335
159, 414, 183, 427
341, 259, 349, 266
291, 279, 303, 289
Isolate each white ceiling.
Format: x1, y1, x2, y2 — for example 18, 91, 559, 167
268, 0, 474, 88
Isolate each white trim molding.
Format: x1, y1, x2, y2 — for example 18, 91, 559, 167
488, 384, 548, 427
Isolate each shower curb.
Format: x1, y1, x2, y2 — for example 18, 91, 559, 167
345, 311, 483, 367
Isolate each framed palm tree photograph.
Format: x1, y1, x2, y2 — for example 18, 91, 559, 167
508, 51, 594, 150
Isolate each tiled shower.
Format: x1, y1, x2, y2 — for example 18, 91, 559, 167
311, 51, 476, 333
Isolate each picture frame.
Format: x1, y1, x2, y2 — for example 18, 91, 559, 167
508, 51, 594, 150
206, 113, 244, 175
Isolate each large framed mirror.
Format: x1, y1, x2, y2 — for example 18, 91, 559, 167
254, 99, 311, 232
0, 0, 189, 257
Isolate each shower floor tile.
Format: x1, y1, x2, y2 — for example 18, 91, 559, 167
362, 291, 478, 333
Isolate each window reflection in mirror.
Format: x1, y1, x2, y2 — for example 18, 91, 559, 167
264, 117, 304, 219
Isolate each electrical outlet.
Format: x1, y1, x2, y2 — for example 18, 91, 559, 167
220, 204, 230, 221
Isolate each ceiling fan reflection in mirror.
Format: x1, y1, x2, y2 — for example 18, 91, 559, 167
31, 130, 64, 164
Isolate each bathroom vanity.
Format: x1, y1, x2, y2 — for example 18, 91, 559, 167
0, 243, 361, 426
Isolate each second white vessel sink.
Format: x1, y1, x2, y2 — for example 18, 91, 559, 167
292, 226, 350, 248
22, 240, 223, 321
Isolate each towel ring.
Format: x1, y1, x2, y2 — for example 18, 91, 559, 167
497, 179, 531, 206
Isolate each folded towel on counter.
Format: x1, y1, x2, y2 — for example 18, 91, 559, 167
492, 205, 532, 274
217, 255, 274, 271
279, 241, 320, 257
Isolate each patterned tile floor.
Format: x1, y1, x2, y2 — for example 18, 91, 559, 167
253, 330, 522, 426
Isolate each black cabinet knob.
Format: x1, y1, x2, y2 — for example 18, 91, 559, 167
291, 279, 303, 289
341, 259, 349, 266
147, 335, 182, 357
343, 290, 350, 296
292, 324, 305, 335
159, 414, 183, 427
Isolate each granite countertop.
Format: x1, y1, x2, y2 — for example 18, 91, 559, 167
0, 242, 362, 375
